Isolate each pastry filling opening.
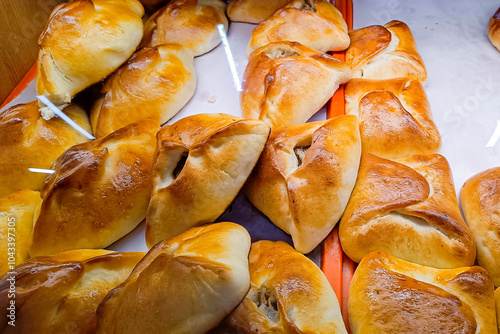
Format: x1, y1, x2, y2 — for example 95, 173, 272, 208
294, 145, 311, 168
293, 0, 317, 11
156, 148, 189, 189
173, 152, 188, 179
252, 287, 280, 321
266, 48, 301, 59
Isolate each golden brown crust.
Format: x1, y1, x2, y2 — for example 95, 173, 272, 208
247, 0, 349, 55
0, 101, 92, 197
0, 190, 42, 276
37, 0, 144, 109
346, 20, 427, 82
224, 241, 347, 333
488, 8, 500, 51
30, 121, 158, 257
97, 223, 251, 334
345, 78, 441, 159
91, 45, 196, 138
146, 114, 270, 247
0, 249, 144, 333
242, 41, 351, 129
347, 25, 391, 70
141, 0, 228, 56
460, 167, 500, 286
339, 153, 476, 268
227, 0, 291, 23
349, 252, 497, 334
246, 116, 361, 253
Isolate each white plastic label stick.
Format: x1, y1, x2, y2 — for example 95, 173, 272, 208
217, 24, 243, 92
36, 95, 95, 140
486, 119, 500, 148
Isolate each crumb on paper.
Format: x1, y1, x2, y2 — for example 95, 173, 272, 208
208, 96, 216, 103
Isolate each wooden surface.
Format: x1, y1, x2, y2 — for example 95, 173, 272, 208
0, 0, 65, 104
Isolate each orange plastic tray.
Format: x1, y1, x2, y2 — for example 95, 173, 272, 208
1, 63, 37, 109
321, 0, 356, 328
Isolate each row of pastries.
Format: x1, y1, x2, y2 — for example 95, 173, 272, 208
236, 2, 500, 332
0, 0, 499, 333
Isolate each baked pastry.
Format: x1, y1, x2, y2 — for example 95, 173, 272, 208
247, 0, 349, 56
345, 78, 441, 159
339, 153, 476, 269
141, 0, 228, 56
97, 222, 251, 334
146, 114, 270, 247
0, 190, 42, 276
224, 240, 347, 333
30, 120, 158, 257
0, 249, 144, 333
488, 8, 500, 51
91, 45, 196, 138
346, 20, 427, 82
0, 101, 92, 197
349, 251, 497, 334
246, 116, 361, 253
242, 41, 351, 129
460, 167, 500, 286
37, 0, 144, 118
227, 0, 291, 23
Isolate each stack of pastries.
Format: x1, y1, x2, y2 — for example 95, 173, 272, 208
241, 0, 352, 128
1, 0, 499, 333
338, 17, 499, 333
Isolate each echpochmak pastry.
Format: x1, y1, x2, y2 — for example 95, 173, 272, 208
0, 250, 144, 333
224, 240, 347, 333
146, 114, 270, 247
346, 20, 427, 82
0, 101, 92, 198
97, 222, 251, 334
242, 41, 351, 129
339, 153, 476, 269
247, 0, 349, 56
349, 251, 498, 334
460, 167, 500, 286
246, 116, 361, 253
345, 78, 441, 159
141, 0, 228, 56
37, 0, 144, 118
0, 190, 42, 276
488, 7, 500, 51
91, 45, 196, 138
30, 120, 158, 257
227, 0, 291, 23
